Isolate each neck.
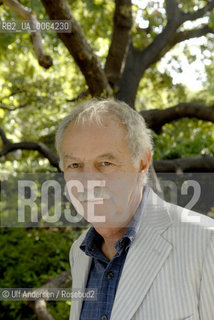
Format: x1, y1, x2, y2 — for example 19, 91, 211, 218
96, 227, 128, 260
94, 186, 144, 260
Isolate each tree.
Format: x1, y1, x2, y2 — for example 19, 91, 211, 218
0, 0, 214, 174
1, 1, 214, 319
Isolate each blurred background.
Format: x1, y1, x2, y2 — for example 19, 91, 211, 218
0, 0, 214, 319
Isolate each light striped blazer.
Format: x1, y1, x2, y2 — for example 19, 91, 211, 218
69, 188, 214, 320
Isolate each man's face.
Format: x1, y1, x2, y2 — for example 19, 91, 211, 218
61, 115, 148, 228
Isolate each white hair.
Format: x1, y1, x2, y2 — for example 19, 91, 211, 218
55, 98, 153, 171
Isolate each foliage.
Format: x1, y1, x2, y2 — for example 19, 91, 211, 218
135, 67, 189, 111
0, 227, 81, 320
0, 0, 214, 318
0, 1, 214, 173
153, 119, 214, 160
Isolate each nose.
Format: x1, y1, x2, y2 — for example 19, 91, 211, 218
82, 162, 98, 174
81, 165, 104, 190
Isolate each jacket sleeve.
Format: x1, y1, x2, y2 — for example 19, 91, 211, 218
199, 232, 214, 320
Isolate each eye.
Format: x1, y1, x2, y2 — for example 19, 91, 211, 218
69, 163, 80, 169
101, 161, 111, 167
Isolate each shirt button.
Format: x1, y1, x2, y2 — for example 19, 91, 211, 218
101, 315, 108, 320
107, 272, 114, 279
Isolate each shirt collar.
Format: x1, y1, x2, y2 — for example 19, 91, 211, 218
80, 185, 149, 257
80, 226, 104, 259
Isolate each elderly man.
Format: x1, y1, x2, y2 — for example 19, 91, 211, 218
55, 99, 214, 320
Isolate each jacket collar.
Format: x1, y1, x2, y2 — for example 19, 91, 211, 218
110, 188, 173, 320
70, 188, 173, 320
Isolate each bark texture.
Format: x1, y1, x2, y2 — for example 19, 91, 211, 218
0, 128, 60, 170
141, 103, 214, 133
41, 0, 112, 97
154, 156, 214, 173
118, 0, 214, 107
105, 0, 132, 89
3, 0, 53, 68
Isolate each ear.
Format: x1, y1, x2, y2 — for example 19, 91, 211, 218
139, 148, 152, 173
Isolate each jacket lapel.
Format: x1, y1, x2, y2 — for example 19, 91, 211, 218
110, 189, 173, 320
70, 249, 92, 320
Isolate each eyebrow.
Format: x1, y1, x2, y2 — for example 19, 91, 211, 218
63, 152, 119, 162
97, 153, 119, 161
63, 154, 81, 161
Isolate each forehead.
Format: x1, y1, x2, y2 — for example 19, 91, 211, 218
61, 115, 130, 159
63, 113, 127, 140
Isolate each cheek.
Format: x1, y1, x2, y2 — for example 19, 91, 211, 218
108, 174, 138, 203
120, 173, 141, 200
64, 174, 84, 203
64, 170, 74, 182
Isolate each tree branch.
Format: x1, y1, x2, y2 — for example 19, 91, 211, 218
137, 0, 214, 63
0, 103, 28, 112
154, 25, 214, 62
27, 270, 72, 320
181, 0, 214, 22
141, 102, 214, 133
175, 26, 214, 42
118, 1, 183, 106
40, 0, 112, 97
165, 0, 180, 20
104, 0, 132, 89
3, 0, 53, 69
118, 0, 214, 106
0, 127, 60, 170
1, 102, 214, 172
0, 127, 10, 145
154, 156, 214, 173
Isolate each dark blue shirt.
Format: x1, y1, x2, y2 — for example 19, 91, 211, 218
80, 187, 149, 320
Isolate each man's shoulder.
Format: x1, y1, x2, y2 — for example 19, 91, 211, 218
167, 199, 214, 230
147, 188, 214, 242
146, 189, 214, 264
160, 197, 214, 252
69, 228, 90, 264
149, 188, 214, 228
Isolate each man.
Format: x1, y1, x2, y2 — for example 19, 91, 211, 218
55, 99, 214, 320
